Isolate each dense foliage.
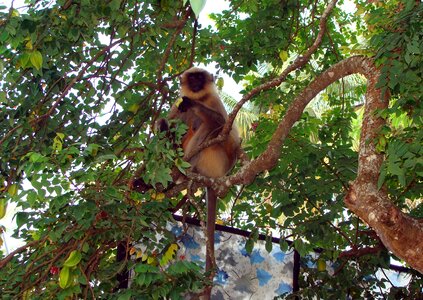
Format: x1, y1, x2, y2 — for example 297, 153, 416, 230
0, 0, 421, 298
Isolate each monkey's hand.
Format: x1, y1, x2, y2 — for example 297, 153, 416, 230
177, 96, 194, 112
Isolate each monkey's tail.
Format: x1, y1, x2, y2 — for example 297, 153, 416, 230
205, 187, 217, 298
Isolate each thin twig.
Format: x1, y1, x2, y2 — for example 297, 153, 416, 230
0, 236, 47, 269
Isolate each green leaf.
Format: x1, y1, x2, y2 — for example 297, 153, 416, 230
52, 135, 63, 152
136, 273, 146, 286
265, 234, 273, 253
135, 263, 159, 273
293, 239, 307, 257
175, 158, 190, 174
317, 258, 326, 272
397, 172, 406, 187
245, 238, 254, 254
0, 197, 7, 219
216, 77, 224, 90
85, 144, 100, 156
117, 291, 133, 300
96, 154, 118, 162
110, 0, 121, 10
154, 167, 173, 188
27, 152, 48, 163
18, 52, 31, 69
56, 132, 65, 140
78, 272, 87, 285
167, 261, 192, 275
64, 250, 82, 267
376, 135, 386, 152
189, 0, 206, 18
387, 160, 402, 176
160, 243, 178, 266
82, 242, 89, 253
377, 167, 387, 190
7, 184, 18, 196
30, 50, 43, 70
0, 30, 8, 42
15, 212, 28, 229
279, 50, 288, 61
279, 240, 289, 252
59, 266, 71, 289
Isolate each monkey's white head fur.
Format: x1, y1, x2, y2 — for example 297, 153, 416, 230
180, 67, 217, 100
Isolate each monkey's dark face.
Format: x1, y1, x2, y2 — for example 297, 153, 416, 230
182, 70, 213, 93
187, 72, 206, 92
187, 72, 207, 93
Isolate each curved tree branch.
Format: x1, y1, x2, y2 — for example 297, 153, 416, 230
213, 56, 423, 273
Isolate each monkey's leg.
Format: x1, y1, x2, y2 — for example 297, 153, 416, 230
194, 146, 229, 178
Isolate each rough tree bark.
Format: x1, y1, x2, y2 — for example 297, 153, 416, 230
344, 59, 423, 274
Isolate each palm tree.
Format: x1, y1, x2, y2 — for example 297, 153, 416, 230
219, 90, 259, 142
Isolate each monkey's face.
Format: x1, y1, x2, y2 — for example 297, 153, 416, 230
187, 72, 206, 92
180, 68, 214, 93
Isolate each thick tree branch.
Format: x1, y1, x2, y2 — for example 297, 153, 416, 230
339, 244, 385, 259
223, 57, 369, 187
217, 55, 423, 273
344, 60, 423, 273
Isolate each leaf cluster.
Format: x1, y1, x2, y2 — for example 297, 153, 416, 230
0, 0, 422, 298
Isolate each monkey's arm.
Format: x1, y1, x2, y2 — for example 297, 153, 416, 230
179, 96, 226, 129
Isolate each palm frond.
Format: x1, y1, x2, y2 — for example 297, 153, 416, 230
219, 91, 258, 141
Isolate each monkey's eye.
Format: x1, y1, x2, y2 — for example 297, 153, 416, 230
190, 73, 204, 81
